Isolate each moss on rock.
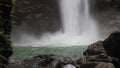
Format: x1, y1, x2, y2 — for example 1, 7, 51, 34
0, 0, 13, 67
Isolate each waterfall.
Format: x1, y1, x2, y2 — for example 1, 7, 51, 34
15, 0, 100, 46
60, 0, 81, 35
60, 0, 98, 36
58, 0, 99, 45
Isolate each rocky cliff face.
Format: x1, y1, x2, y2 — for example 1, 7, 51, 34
13, 0, 61, 40
90, 0, 120, 12
90, 0, 120, 38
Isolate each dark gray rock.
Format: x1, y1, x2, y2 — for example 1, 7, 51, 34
8, 58, 23, 68
83, 32, 120, 68
103, 32, 120, 58
8, 54, 116, 68
103, 32, 120, 68
8, 54, 76, 68
83, 41, 106, 56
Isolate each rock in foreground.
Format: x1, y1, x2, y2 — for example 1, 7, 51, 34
8, 54, 116, 68
83, 32, 120, 68
8, 32, 120, 68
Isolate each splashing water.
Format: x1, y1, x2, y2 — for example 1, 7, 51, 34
15, 0, 101, 46
37, 0, 100, 46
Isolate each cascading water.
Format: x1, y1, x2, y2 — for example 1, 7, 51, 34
15, 0, 100, 46
37, 0, 100, 46
42, 0, 100, 45
60, 0, 81, 35
60, 0, 98, 36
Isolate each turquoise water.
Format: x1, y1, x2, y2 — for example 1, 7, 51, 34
12, 46, 87, 58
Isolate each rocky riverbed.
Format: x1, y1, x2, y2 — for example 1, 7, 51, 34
8, 32, 120, 68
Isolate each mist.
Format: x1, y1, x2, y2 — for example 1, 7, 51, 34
12, 0, 120, 46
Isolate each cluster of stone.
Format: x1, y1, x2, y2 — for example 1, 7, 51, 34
8, 54, 116, 68
8, 32, 120, 68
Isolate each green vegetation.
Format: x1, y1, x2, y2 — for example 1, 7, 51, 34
0, 0, 13, 67
11, 46, 87, 58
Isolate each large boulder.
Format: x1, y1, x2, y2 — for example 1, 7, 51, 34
83, 41, 106, 56
8, 58, 23, 68
83, 32, 120, 68
95, 63, 115, 68
103, 32, 120, 68
83, 32, 120, 58
103, 32, 120, 58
